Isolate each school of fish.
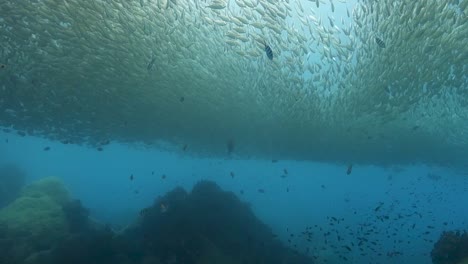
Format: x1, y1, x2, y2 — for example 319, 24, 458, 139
0, 0, 467, 167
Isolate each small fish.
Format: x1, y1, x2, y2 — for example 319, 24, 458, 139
179, 96, 185, 102
161, 174, 166, 179
134, 190, 139, 194
346, 164, 353, 175
375, 37, 386, 48
182, 144, 188, 151
208, 1, 226, 9
140, 208, 150, 216
97, 147, 103, 151
43, 146, 50, 151
240, 190, 244, 194
0, 64, 6, 69
230, 171, 235, 178
130, 174, 134, 181
258, 188, 265, 193
147, 56, 156, 71
160, 203, 168, 213
226, 139, 235, 155
374, 203, 383, 212
271, 159, 278, 163
264, 42, 273, 60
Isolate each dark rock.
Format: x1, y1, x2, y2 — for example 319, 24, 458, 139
431, 230, 468, 264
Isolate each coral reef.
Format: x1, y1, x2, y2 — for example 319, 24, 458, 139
125, 180, 311, 264
0, 164, 26, 208
0, 179, 313, 264
0, 177, 70, 263
21, 177, 70, 205
431, 230, 468, 264
54, 181, 312, 264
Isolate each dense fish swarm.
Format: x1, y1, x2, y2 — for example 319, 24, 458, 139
0, 0, 467, 167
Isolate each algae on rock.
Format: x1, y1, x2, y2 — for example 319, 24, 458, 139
21, 177, 70, 205
0, 176, 70, 263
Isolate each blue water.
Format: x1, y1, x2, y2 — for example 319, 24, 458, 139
1, 131, 467, 263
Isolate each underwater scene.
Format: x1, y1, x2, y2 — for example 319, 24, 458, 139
0, 0, 467, 263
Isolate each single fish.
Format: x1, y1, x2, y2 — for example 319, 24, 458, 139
147, 56, 156, 71
160, 203, 168, 213
264, 41, 274, 60
375, 37, 386, 48
140, 208, 150, 216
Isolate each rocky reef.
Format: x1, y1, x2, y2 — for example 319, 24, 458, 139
431, 230, 468, 264
0, 178, 313, 264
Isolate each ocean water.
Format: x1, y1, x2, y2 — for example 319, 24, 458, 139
1, 132, 468, 264
1, 0, 467, 263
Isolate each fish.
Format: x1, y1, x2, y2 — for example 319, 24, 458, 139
179, 96, 185, 102
258, 188, 265, 193
161, 174, 166, 179
226, 139, 235, 155
97, 147, 103, 151
140, 208, 150, 216
130, 174, 134, 181
346, 164, 353, 175
230, 171, 235, 178
43, 146, 50, 151
160, 203, 168, 213
0, 64, 6, 69
375, 37, 386, 48
207, 0, 226, 9
147, 56, 156, 71
374, 203, 383, 212
264, 42, 273, 60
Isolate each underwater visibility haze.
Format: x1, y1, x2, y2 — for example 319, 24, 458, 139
0, 0, 467, 263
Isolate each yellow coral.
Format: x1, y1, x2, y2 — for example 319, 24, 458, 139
0, 176, 70, 261
21, 177, 70, 205
0, 195, 67, 240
